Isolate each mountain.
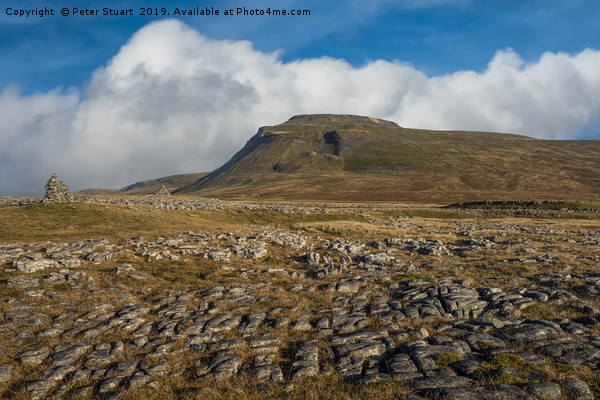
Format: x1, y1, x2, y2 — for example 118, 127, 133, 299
174, 114, 600, 202
75, 173, 207, 196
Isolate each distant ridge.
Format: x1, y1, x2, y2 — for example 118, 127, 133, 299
173, 114, 600, 202
119, 173, 207, 194
75, 173, 207, 196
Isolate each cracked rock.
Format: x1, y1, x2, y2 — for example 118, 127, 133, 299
20, 346, 50, 365
210, 352, 243, 381
52, 342, 91, 366
563, 378, 594, 400
291, 340, 319, 380
7, 275, 39, 289
522, 382, 562, 400
0, 365, 11, 383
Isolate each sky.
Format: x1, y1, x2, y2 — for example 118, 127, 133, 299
1, 0, 600, 195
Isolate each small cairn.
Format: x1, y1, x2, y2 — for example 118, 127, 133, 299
153, 185, 171, 197
42, 173, 72, 204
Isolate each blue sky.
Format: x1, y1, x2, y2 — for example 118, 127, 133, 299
1, 0, 600, 195
3, 0, 599, 93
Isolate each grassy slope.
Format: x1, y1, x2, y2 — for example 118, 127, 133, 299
176, 115, 600, 202
75, 173, 208, 196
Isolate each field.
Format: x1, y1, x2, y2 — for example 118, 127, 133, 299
1, 197, 600, 399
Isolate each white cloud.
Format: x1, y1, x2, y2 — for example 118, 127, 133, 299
1, 20, 600, 196
394, 48, 600, 137
0, 86, 79, 196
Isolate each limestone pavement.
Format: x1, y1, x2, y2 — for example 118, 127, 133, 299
1, 200, 600, 399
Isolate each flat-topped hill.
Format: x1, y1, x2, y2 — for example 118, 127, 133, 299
283, 114, 399, 127
173, 114, 600, 202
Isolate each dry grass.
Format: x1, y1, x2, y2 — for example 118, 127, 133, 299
477, 352, 600, 398
121, 373, 413, 400
292, 221, 403, 241
0, 202, 367, 244
0, 202, 217, 243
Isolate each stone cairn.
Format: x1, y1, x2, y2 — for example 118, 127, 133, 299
153, 185, 171, 197
42, 173, 72, 204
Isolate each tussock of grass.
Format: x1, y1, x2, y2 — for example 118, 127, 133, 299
434, 353, 462, 367
122, 373, 412, 400
292, 221, 403, 240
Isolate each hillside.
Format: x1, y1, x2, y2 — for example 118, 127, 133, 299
174, 114, 600, 202
118, 173, 208, 195
75, 173, 207, 196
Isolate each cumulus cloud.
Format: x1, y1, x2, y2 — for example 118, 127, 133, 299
1, 19, 600, 196
396, 48, 600, 137
0, 86, 79, 196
